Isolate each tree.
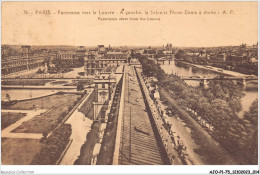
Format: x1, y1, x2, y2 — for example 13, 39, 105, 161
229, 98, 242, 113
42, 131, 48, 139
211, 99, 233, 141
37, 68, 44, 74
208, 82, 227, 100
77, 84, 84, 91
244, 99, 258, 124
68, 106, 73, 112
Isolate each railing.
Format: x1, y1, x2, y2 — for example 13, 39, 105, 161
55, 139, 73, 165
112, 71, 125, 165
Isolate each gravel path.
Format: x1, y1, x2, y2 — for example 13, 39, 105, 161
2, 109, 46, 139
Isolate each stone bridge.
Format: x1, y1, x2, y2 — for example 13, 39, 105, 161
180, 76, 258, 87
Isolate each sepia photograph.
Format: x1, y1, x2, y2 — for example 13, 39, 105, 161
0, 1, 259, 174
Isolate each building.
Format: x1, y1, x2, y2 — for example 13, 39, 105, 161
106, 51, 128, 61
97, 45, 106, 55
1, 57, 44, 75
84, 45, 128, 75
20, 45, 34, 58
84, 50, 98, 75
76, 46, 87, 64
1, 45, 10, 59
93, 72, 117, 121
1, 45, 45, 76
143, 47, 156, 59
57, 50, 77, 60
56, 46, 86, 61
210, 53, 227, 63
163, 43, 174, 58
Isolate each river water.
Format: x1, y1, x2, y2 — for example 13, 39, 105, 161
160, 61, 258, 116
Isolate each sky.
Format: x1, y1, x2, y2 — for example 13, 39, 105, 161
1, 1, 258, 47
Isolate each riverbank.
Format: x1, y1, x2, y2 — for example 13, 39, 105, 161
159, 88, 238, 165
160, 60, 257, 121
138, 54, 256, 165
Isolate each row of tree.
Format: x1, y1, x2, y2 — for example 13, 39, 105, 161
138, 53, 258, 164
31, 124, 72, 165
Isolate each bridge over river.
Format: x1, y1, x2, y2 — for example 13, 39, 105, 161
180, 76, 258, 81
179, 75, 258, 87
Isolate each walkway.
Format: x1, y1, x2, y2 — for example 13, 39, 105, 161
119, 65, 164, 165
2, 109, 47, 139
59, 90, 94, 165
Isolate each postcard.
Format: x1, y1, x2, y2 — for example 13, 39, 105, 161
1, 1, 258, 174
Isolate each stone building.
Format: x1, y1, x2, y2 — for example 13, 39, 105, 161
1, 57, 44, 75
93, 73, 117, 121
143, 47, 157, 59
1, 45, 45, 76
84, 45, 128, 75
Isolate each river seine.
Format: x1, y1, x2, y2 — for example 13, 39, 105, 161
160, 60, 258, 117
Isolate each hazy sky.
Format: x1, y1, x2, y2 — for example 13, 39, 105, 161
1, 1, 258, 47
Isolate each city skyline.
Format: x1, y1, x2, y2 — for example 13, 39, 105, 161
1, 42, 258, 48
1, 1, 258, 47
